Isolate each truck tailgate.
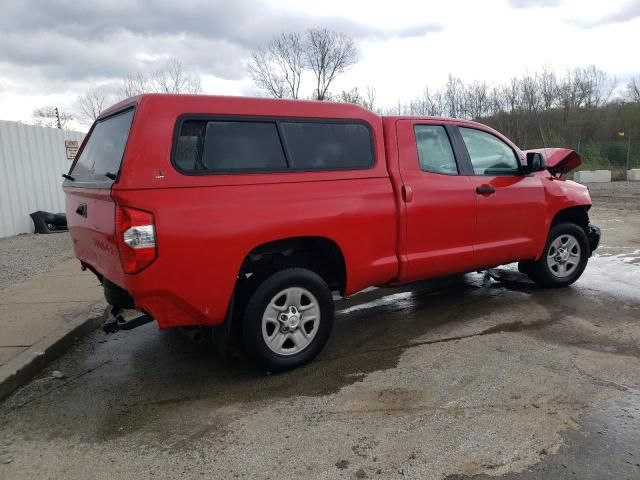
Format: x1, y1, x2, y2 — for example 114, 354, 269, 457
63, 107, 136, 288
65, 187, 125, 287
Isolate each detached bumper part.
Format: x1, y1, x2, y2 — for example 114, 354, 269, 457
587, 224, 601, 255
30, 211, 68, 233
103, 307, 153, 333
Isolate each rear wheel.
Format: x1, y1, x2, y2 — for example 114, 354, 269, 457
526, 223, 589, 288
242, 268, 334, 372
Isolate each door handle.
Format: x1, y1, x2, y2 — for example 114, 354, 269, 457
401, 185, 414, 203
475, 185, 496, 195
76, 203, 87, 217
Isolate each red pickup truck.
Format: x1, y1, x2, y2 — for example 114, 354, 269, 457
64, 94, 600, 371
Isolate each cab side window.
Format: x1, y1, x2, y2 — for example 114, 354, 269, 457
459, 127, 520, 175
414, 125, 458, 175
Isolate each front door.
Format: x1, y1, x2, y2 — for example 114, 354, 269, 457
454, 126, 546, 268
396, 120, 477, 282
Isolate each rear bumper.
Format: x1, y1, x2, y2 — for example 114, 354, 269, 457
587, 223, 601, 255
101, 275, 223, 329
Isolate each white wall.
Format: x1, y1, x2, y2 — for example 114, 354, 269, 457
0, 121, 85, 238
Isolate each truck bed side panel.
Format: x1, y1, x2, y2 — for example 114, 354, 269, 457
113, 177, 398, 327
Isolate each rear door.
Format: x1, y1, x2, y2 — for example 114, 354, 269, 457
454, 126, 545, 267
64, 108, 135, 286
396, 120, 477, 282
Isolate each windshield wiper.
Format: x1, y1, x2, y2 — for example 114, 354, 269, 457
105, 172, 117, 180
62, 173, 75, 181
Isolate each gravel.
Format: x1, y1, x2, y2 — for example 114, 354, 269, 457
0, 233, 74, 290
584, 180, 640, 210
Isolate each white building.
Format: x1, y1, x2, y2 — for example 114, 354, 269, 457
0, 120, 85, 238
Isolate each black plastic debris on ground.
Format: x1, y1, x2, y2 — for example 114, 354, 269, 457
30, 211, 68, 234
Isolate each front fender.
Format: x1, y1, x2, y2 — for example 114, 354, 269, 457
534, 176, 593, 260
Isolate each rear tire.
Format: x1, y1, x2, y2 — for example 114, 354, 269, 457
527, 222, 589, 288
242, 268, 334, 372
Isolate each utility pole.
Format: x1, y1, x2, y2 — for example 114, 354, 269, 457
627, 133, 631, 172
55, 107, 61, 129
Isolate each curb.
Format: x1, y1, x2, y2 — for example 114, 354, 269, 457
0, 303, 107, 401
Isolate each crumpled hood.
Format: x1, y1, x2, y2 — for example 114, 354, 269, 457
524, 148, 582, 175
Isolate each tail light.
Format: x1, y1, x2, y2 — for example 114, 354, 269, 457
116, 206, 157, 274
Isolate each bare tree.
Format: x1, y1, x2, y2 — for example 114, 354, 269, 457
628, 76, 640, 102
247, 29, 357, 100
77, 88, 108, 125
152, 58, 202, 94
248, 33, 304, 99
407, 88, 430, 115
581, 65, 612, 108
487, 86, 506, 116
337, 86, 377, 111
305, 28, 358, 101
32, 106, 73, 129
120, 72, 147, 99
338, 87, 364, 105
465, 81, 489, 119
364, 86, 377, 111
118, 58, 201, 100
501, 78, 523, 142
444, 75, 465, 118
537, 67, 558, 110
248, 47, 286, 98
556, 68, 589, 142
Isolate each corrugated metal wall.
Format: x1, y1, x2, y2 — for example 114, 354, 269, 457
0, 120, 85, 238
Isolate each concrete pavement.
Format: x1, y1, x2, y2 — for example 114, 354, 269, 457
0, 258, 106, 400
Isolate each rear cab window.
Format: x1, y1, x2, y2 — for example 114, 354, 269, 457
413, 125, 458, 175
68, 108, 134, 186
172, 117, 374, 174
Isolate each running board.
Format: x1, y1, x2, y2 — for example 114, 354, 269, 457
102, 307, 154, 333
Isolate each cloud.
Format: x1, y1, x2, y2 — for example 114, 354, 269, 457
0, 0, 441, 88
572, 1, 640, 28
507, 0, 560, 8
387, 24, 443, 39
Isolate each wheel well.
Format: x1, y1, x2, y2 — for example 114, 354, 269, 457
238, 237, 347, 294
551, 206, 590, 231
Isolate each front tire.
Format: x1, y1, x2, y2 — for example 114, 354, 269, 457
526, 222, 589, 288
242, 268, 334, 372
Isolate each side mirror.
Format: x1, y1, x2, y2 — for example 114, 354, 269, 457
525, 152, 546, 172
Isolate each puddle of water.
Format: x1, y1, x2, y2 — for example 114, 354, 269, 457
337, 291, 414, 315
579, 253, 640, 300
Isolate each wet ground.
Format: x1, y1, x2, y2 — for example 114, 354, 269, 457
1, 182, 639, 479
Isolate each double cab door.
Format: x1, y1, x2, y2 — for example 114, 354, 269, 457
395, 119, 545, 283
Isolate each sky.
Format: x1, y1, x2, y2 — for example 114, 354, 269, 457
0, 0, 638, 131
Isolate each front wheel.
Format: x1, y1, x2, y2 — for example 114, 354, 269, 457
526, 222, 590, 288
242, 268, 334, 372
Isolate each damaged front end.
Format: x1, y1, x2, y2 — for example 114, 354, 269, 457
524, 147, 582, 176
524, 147, 602, 256
587, 224, 601, 255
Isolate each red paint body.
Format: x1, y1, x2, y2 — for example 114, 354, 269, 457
64, 95, 592, 329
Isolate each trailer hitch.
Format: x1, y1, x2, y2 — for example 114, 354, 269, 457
102, 307, 154, 333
